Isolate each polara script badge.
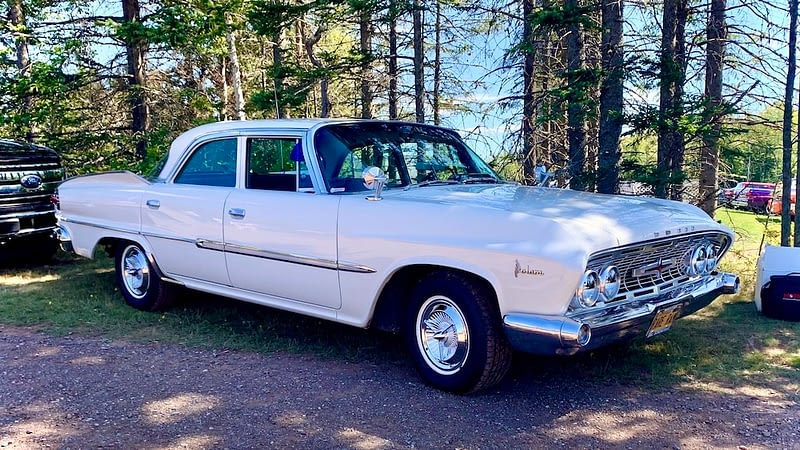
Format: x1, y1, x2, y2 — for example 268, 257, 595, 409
514, 259, 544, 278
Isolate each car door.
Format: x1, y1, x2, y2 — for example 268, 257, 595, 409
140, 138, 236, 285
223, 135, 342, 309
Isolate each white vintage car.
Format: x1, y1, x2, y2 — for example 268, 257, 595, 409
55, 119, 740, 393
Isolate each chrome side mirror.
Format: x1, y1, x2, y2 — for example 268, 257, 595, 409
362, 166, 387, 201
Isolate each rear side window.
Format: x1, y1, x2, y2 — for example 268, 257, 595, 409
174, 139, 237, 187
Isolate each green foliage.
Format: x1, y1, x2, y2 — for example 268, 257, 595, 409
249, 64, 323, 115
719, 104, 786, 183
539, 67, 602, 124
528, 3, 599, 31
619, 157, 687, 191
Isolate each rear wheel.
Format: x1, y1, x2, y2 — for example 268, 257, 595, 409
405, 271, 512, 394
115, 243, 175, 311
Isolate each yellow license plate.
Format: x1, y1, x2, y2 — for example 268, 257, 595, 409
646, 305, 682, 338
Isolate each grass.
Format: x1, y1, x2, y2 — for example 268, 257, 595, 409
0, 208, 798, 394
0, 254, 404, 364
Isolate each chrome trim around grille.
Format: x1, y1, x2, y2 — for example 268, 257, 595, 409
584, 231, 732, 305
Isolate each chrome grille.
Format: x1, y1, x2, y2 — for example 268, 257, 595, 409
0, 163, 63, 216
586, 232, 731, 303
0, 161, 62, 172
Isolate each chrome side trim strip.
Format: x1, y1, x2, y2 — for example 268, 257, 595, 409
58, 217, 139, 236
58, 218, 376, 274
144, 232, 196, 244
210, 241, 376, 273
226, 243, 339, 270
337, 261, 377, 274
196, 239, 225, 252
60, 218, 197, 245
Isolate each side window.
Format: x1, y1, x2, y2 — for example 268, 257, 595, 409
174, 139, 237, 187
246, 138, 310, 192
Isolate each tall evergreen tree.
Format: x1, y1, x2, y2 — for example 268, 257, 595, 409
121, 0, 150, 159
698, 0, 725, 215
656, 0, 688, 200
412, 0, 425, 123
783, 0, 798, 245
597, 0, 623, 194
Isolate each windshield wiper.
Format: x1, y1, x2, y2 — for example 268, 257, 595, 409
459, 173, 499, 184
406, 179, 460, 189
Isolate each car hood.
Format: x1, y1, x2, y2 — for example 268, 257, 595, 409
0, 139, 61, 164
384, 183, 729, 250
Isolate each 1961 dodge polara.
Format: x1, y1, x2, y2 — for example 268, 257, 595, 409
55, 119, 740, 393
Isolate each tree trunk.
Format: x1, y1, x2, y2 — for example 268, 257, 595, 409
796, 85, 800, 246
673, 0, 687, 195
412, 0, 425, 123
122, 0, 149, 159
226, 15, 246, 121
657, 0, 688, 200
360, 10, 373, 119
388, 0, 399, 120
566, 0, 586, 191
521, 0, 537, 184
699, 0, 726, 216
597, 0, 623, 194
272, 29, 285, 119
432, 0, 442, 125
221, 56, 229, 120
783, 0, 798, 246
300, 21, 330, 118
9, 0, 35, 142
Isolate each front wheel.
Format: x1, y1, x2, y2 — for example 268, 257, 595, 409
115, 242, 175, 311
405, 271, 512, 394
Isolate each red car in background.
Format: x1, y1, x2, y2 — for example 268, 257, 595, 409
747, 187, 777, 214
768, 182, 797, 218
722, 181, 776, 209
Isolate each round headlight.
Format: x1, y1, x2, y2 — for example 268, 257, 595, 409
704, 243, 717, 272
577, 270, 601, 307
688, 245, 707, 276
600, 266, 621, 300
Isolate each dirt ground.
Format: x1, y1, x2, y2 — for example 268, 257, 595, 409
1, 324, 798, 450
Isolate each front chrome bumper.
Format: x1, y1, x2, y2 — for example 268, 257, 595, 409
503, 271, 740, 356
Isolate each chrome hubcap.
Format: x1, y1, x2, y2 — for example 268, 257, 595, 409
415, 296, 469, 375
121, 246, 150, 299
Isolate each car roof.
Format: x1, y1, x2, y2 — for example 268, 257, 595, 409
159, 119, 436, 181
159, 119, 351, 179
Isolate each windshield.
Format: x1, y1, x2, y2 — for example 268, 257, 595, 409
313, 122, 500, 193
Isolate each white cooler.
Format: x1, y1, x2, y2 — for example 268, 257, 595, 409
755, 245, 800, 311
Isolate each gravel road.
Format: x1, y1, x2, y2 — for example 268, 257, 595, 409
1, 325, 798, 449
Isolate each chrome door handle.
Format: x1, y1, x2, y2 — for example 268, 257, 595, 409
146, 199, 160, 209
228, 208, 246, 219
